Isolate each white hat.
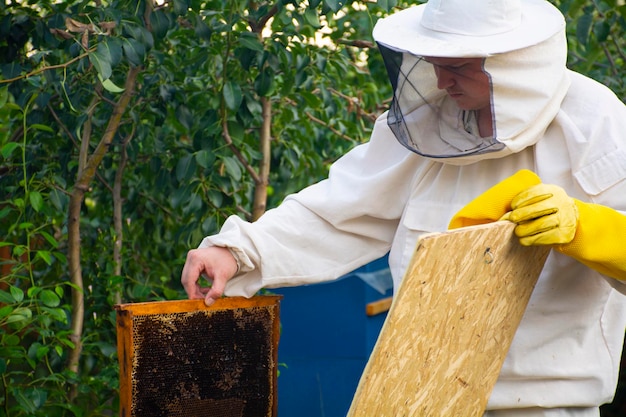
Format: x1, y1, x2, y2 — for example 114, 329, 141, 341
373, 0, 565, 57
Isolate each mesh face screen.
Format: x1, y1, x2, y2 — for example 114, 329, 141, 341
116, 298, 280, 417
377, 44, 505, 159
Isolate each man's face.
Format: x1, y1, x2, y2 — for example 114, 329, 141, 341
425, 57, 491, 112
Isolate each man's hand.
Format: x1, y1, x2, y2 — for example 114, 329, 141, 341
181, 246, 239, 306
507, 184, 579, 246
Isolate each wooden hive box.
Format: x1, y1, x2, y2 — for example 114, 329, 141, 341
348, 222, 550, 416
115, 296, 281, 417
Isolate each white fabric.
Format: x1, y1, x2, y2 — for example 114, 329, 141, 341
381, 28, 570, 162
373, 0, 565, 57
201, 71, 626, 413
421, 0, 521, 36
484, 407, 599, 417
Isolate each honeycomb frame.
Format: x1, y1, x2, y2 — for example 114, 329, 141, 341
115, 296, 281, 417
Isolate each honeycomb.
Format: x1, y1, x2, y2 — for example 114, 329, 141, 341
120, 302, 278, 417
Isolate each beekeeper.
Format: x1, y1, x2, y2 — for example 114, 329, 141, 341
181, 0, 626, 415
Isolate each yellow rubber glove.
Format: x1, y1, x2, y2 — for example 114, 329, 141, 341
556, 201, 626, 281
449, 170, 626, 281
448, 169, 541, 229
507, 184, 578, 246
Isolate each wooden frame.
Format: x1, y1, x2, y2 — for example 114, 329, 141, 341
115, 296, 282, 417
348, 222, 550, 416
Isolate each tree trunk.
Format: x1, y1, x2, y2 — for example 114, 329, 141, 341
113, 131, 133, 305
252, 97, 272, 221
66, 66, 141, 400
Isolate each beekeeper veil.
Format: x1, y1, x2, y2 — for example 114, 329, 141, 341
373, 0, 571, 165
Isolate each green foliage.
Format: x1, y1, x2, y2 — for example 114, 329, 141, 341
0, 0, 624, 415
555, 0, 626, 98
0, 0, 395, 414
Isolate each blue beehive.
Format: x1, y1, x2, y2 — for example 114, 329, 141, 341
272, 256, 393, 417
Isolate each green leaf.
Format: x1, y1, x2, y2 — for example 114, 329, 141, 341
222, 156, 242, 181
576, 12, 593, 46
27, 286, 41, 298
10, 286, 24, 303
324, 0, 344, 12
35, 250, 53, 266
41, 307, 67, 324
131, 283, 151, 299
0, 290, 14, 304
6, 307, 32, 324
100, 76, 125, 93
15, 387, 47, 413
18, 222, 34, 230
49, 188, 68, 211
3, 334, 20, 346
169, 184, 192, 209
296, 54, 311, 72
173, 0, 190, 16
254, 67, 276, 97
30, 123, 54, 133
40, 231, 59, 248
223, 81, 243, 110
303, 8, 322, 28
300, 90, 322, 108
183, 192, 202, 215
194, 14, 212, 40
239, 33, 264, 52
592, 20, 611, 43
176, 105, 193, 131
0, 206, 11, 220
124, 24, 154, 49
36, 345, 50, 360
1, 142, 19, 159
104, 37, 124, 66
376, 0, 396, 12
28, 342, 45, 359
0, 85, 8, 108
40, 289, 61, 307
151, 10, 172, 39
89, 43, 113, 80
53, 251, 67, 264
58, 334, 75, 348
175, 154, 196, 182
195, 149, 215, 169
225, 121, 244, 143
13, 245, 26, 259
0, 305, 12, 319
29, 191, 43, 212
207, 190, 223, 207
2, 102, 21, 111
163, 287, 180, 300
122, 37, 145, 67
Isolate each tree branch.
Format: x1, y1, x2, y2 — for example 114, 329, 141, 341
0, 49, 94, 84
113, 126, 135, 305
221, 119, 262, 184
66, 65, 141, 400
251, 97, 272, 221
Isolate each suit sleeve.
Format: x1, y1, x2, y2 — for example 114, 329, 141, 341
200, 113, 419, 297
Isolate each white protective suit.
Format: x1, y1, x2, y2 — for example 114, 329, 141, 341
197, 1, 626, 415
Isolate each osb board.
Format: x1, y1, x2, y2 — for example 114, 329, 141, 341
348, 222, 550, 417
115, 296, 282, 417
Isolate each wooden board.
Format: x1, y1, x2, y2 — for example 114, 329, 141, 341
115, 296, 282, 417
348, 222, 550, 417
